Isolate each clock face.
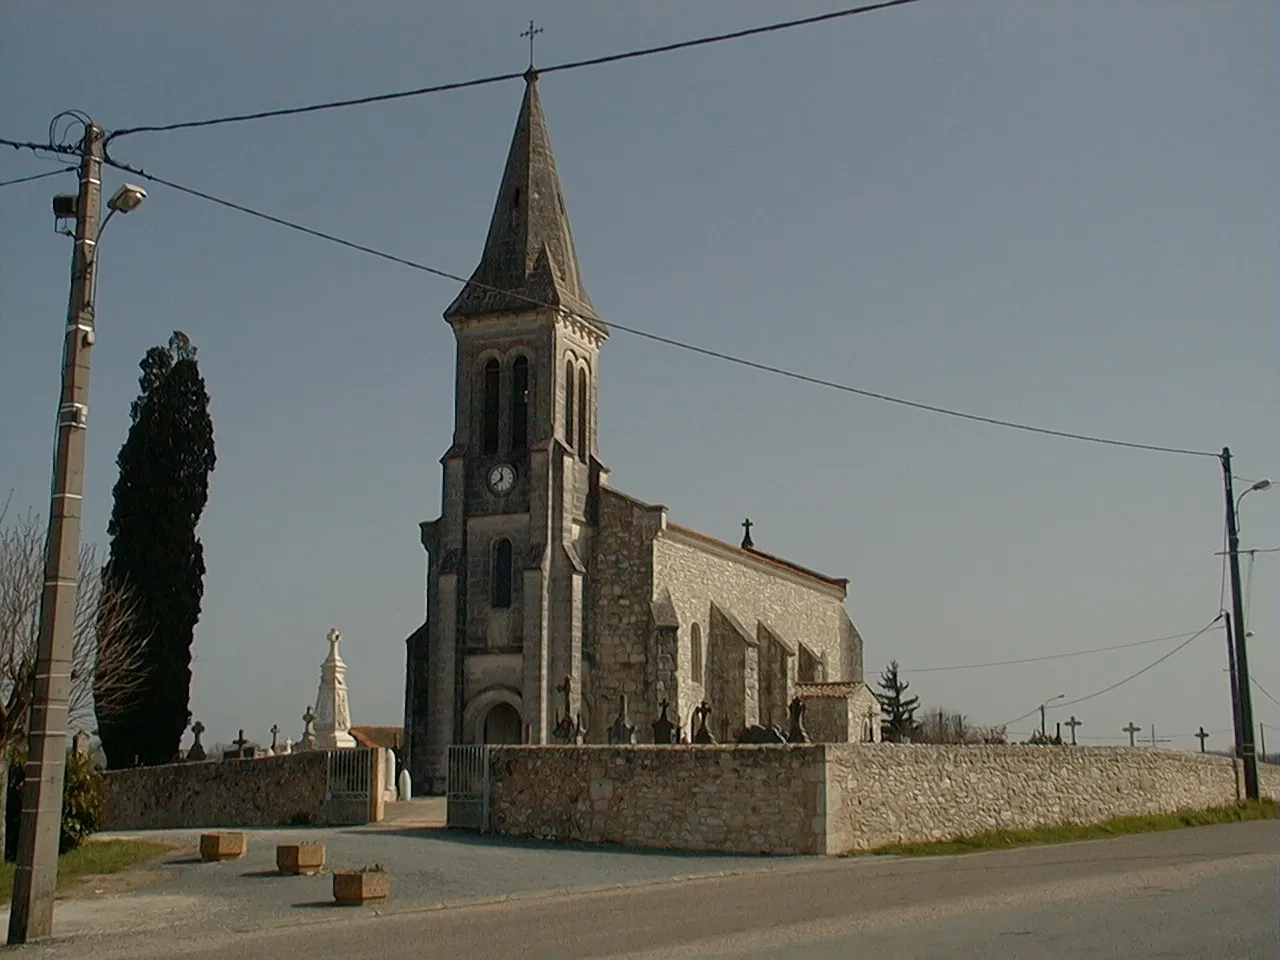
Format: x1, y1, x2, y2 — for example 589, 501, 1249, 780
487, 463, 517, 494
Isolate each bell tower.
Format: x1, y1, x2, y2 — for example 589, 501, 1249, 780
408, 70, 607, 792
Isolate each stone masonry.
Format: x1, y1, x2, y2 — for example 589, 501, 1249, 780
485, 744, 1280, 856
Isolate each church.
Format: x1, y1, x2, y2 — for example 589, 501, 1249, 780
404, 70, 867, 794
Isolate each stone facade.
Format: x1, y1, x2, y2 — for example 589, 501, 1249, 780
101, 749, 388, 831
483, 744, 1280, 856
404, 72, 868, 793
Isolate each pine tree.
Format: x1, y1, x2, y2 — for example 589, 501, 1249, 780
97, 332, 215, 768
876, 660, 920, 743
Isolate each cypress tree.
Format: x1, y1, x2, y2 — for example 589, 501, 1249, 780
97, 332, 215, 768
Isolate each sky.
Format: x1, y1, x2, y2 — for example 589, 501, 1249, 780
1, 1, 1276, 754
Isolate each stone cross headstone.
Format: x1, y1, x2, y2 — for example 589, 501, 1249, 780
652, 699, 678, 745
1122, 722, 1141, 747
266, 724, 280, 757
866, 705, 879, 743
786, 696, 809, 744
314, 627, 356, 749
740, 518, 754, 550
608, 694, 637, 745
552, 675, 585, 744
284, 737, 294, 755
187, 720, 207, 761
1064, 715, 1082, 746
300, 706, 318, 751
224, 729, 251, 760
1195, 726, 1210, 753
692, 701, 716, 744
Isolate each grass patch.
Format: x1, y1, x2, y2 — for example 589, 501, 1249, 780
0, 839, 171, 903
863, 799, 1279, 857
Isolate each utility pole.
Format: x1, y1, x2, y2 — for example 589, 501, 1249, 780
1123, 722, 1141, 747
1221, 448, 1259, 800
1040, 704, 1047, 738
1223, 611, 1244, 758
1260, 725, 1267, 764
8, 123, 103, 945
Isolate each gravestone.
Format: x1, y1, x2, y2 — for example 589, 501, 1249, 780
299, 706, 318, 751
223, 729, 256, 760
71, 730, 91, 757
692, 701, 716, 744
187, 720, 207, 761
786, 696, 809, 744
652, 699, 678, 744
551, 675, 585, 744
266, 724, 281, 757
736, 724, 787, 744
608, 694, 637, 745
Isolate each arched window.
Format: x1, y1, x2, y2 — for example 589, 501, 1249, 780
563, 360, 575, 449
492, 539, 513, 609
511, 356, 529, 453
481, 359, 500, 454
690, 623, 703, 684
576, 367, 588, 461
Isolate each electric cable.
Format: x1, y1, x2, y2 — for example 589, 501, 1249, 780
903, 629, 1207, 674
0, 166, 76, 188
93, 154, 1220, 461
103, 1, 923, 142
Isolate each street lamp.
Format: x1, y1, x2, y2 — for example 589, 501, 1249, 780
1220, 454, 1273, 802
9, 123, 145, 946
1040, 694, 1065, 738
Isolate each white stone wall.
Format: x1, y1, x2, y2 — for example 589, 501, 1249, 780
824, 744, 1280, 853
484, 743, 1280, 856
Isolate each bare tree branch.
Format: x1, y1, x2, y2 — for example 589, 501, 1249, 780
0, 507, 150, 753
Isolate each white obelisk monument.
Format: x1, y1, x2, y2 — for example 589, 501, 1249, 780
313, 627, 356, 749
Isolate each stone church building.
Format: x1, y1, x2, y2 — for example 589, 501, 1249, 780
404, 71, 867, 793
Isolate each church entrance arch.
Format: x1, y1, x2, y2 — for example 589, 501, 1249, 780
462, 687, 524, 744
483, 703, 523, 744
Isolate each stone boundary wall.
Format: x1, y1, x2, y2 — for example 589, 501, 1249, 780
102, 749, 386, 831
825, 744, 1280, 853
486, 744, 1279, 856
488, 745, 828, 854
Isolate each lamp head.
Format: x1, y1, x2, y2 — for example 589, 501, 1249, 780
107, 184, 147, 213
1249, 479, 1273, 493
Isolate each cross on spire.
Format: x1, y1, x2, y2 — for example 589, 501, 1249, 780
1122, 722, 1141, 747
521, 19, 544, 70
1064, 715, 1082, 746
741, 518, 754, 550
1195, 726, 1210, 753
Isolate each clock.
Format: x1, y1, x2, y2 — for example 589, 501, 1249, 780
487, 463, 517, 494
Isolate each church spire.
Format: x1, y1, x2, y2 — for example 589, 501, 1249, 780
445, 71, 600, 325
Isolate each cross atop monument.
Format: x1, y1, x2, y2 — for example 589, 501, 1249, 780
1064, 715, 1082, 746
1122, 722, 1141, 747
741, 518, 754, 550
521, 19, 543, 70
1195, 726, 1210, 753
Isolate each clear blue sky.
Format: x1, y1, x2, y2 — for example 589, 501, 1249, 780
2, 1, 1276, 752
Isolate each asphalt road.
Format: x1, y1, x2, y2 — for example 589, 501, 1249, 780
16, 820, 1279, 959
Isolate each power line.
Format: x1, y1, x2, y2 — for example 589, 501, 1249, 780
103, 0, 923, 142
1057, 616, 1221, 709
997, 615, 1221, 726
1251, 677, 1280, 708
0, 166, 76, 188
0, 138, 80, 160
94, 154, 1219, 461
903, 629, 1207, 674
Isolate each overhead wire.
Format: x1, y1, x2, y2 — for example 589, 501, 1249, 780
103, 0, 924, 142
94, 154, 1220, 460
996, 614, 1222, 726
903, 629, 1208, 674
0, 166, 76, 188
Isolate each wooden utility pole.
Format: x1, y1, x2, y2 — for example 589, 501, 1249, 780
1221, 449, 1260, 800
8, 123, 103, 945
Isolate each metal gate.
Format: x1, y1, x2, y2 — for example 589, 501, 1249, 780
446, 745, 490, 830
325, 748, 375, 823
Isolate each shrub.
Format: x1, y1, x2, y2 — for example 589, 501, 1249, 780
5, 749, 107, 860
